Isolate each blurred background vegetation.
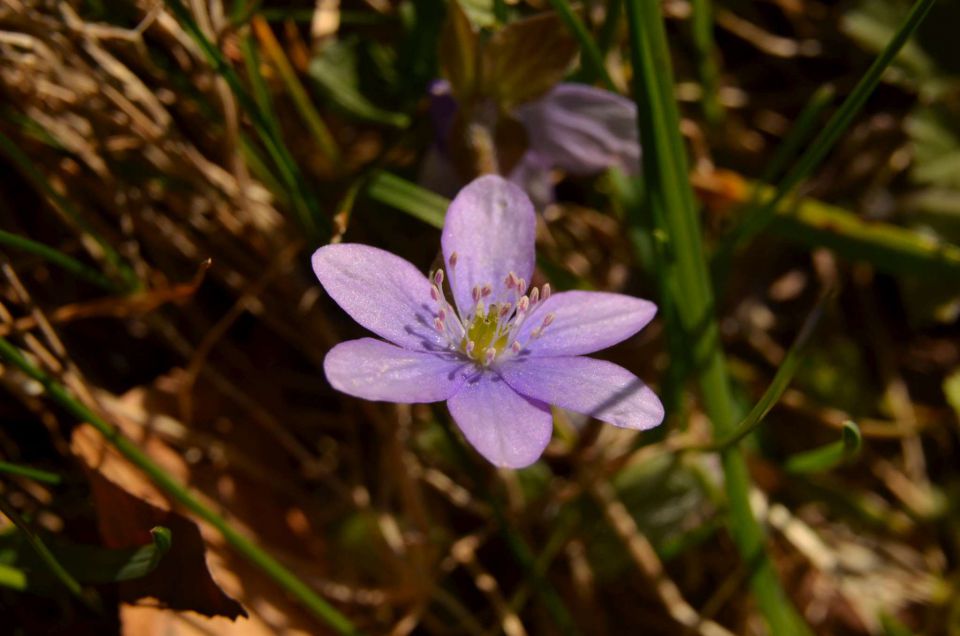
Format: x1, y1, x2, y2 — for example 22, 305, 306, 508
1, 0, 959, 634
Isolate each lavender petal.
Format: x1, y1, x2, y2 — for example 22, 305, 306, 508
441, 175, 536, 315
500, 355, 664, 430
516, 83, 640, 176
446, 372, 552, 468
324, 338, 469, 402
515, 291, 656, 357
312, 243, 443, 351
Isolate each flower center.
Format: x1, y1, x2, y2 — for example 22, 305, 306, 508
429, 257, 554, 367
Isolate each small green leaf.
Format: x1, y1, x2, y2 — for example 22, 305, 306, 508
0, 525, 173, 591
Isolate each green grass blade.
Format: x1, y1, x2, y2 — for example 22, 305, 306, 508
768, 188, 960, 279
251, 16, 343, 162
0, 460, 62, 486
162, 0, 329, 239
709, 298, 827, 451
366, 171, 448, 228
0, 493, 100, 611
0, 337, 359, 635
623, 1, 811, 633
690, 0, 723, 126
731, 0, 937, 248
0, 130, 138, 292
784, 421, 862, 474
545, 0, 617, 91
0, 230, 118, 292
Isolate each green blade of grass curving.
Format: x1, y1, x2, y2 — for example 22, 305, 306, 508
0, 337, 359, 635
728, 0, 937, 250
784, 421, 862, 474
623, 1, 811, 633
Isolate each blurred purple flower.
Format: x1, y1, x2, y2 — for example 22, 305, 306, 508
422, 81, 640, 205
312, 175, 663, 468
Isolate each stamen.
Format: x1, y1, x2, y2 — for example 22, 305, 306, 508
434, 269, 444, 286
542, 283, 551, 300
504, 272, 517, 289
430, 285, 441, 302
480, 284, 492, 298
542, 313, 556, 327
529, 287, 539, 305
438, 307, 447, 321
499, 303, 512, 318
472, 286, 481, 303
474, 300, 485, 318
483, 347, 497, 365
531, 327, 542, 339
517, 278, 527, 295
517, 295, 529, 313
434, 317, 444, 332
466, 340, 476, 356
511, 341, 521, 354
449, 252, 458, 267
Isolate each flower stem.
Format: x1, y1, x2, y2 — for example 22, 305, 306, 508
622, 1, 811, 633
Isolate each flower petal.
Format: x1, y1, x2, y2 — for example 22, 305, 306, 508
446, 372, 552, 468
325, 338, 469, 402
500, 356, 664, 430
516, 83, 640, 176
441, 175, 536, 315
313, 243, 442, 351
515, 291, 656, 357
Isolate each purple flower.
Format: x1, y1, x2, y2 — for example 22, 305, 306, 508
422, 81, 640, 206
313, 175, 663, 468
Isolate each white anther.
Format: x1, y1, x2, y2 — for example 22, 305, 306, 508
434, 317, 445, 332
518, 296, 529, 313
434, 269, 444, 286
529, 287, 539, 304
541, 283, 551, 300
483, 347, 497, 365
504, 272, 517, 289
517, 278, 527, 295
511, 341, 521, 354
431, 285, 441, 301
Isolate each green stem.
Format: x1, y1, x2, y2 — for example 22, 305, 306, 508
623, 1, 810, 633
0, 337, 359, 635
545, 0, 617, 91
